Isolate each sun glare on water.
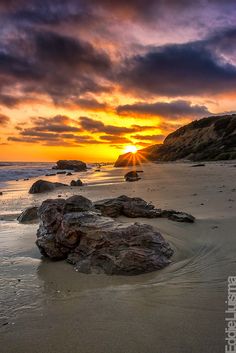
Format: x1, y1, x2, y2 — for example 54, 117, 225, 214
123, 145, 137, 154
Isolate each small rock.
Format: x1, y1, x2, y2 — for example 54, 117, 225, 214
124, 171, 141, 182
17, 206, 39, 223
191, 164, 205, 167
0, 192, 3, 196
211, 225, 218, 229
70, 179, 83, 187
159, 210, 195, 223
66, 172, 73, 176
29, 180, 68, 194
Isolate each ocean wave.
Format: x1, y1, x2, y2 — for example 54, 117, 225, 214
0, 162, 54, 183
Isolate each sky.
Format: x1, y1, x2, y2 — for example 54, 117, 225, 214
0, 0, 236, 162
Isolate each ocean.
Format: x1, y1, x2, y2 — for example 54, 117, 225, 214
0, 162, 54, 184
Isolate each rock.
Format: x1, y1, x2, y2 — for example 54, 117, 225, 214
66, 172, 73, 176
17, 206, 39, 223
94, 195, 160, 218
56, 171, 67, 175
67, 219, 174, 275
63, 195, 93, 213
191, 164, 205, 167
0, 192, 2, 196
29, 180, 67, 194
70, 179, 83, 187
124, 171, 141, 182
54, 160, 87, 171
94, 195, 194, 222
45, 173, 56, 176
36, 198, 174, 275
159, 210, 195, 223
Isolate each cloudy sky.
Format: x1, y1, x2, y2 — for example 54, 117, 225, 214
0, 0, 236, 161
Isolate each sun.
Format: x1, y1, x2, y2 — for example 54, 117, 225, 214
123, 145, 137, 154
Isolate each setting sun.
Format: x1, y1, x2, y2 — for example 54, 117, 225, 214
123, 145, 138, 154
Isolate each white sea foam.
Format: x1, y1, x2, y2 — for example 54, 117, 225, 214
0, 162, 54, 183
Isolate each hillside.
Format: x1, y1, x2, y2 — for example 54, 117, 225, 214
114, 114, 236, 166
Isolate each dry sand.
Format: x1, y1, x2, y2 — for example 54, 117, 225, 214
0, 162, 236, 353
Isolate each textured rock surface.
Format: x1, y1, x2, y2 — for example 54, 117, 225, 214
70, 179, 83, 186
17, 206, 39, 223
94, 195, 160, 218
159, 210, 195, 223
191, 164, 205, 167
29, 180, 67, 194
115, 114, 236, 165
36, 197, 174, 275
55, 160, 87, 171
124, 171, 141, 182
94, 195, 194, 222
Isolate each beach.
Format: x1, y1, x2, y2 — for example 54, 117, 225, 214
0, 162, 236, 353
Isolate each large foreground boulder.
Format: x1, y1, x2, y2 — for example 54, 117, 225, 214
54, 160, 87, 171
36, 196, 174, 275
29, 180, 67, 194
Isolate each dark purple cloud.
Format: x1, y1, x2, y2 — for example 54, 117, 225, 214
0, 0, 236, 117
117, 100, 211, 119
119, 40, 236, 96
79, 116, 154, 134
8, 114, 156, 147
0, 114, 10, 126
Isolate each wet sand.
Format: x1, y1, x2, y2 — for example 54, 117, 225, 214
0, 162, 236, 353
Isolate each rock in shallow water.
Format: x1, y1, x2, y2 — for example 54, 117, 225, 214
17, 206, 39, 223
36, 196, 174, 275
55, 160, 87, 171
